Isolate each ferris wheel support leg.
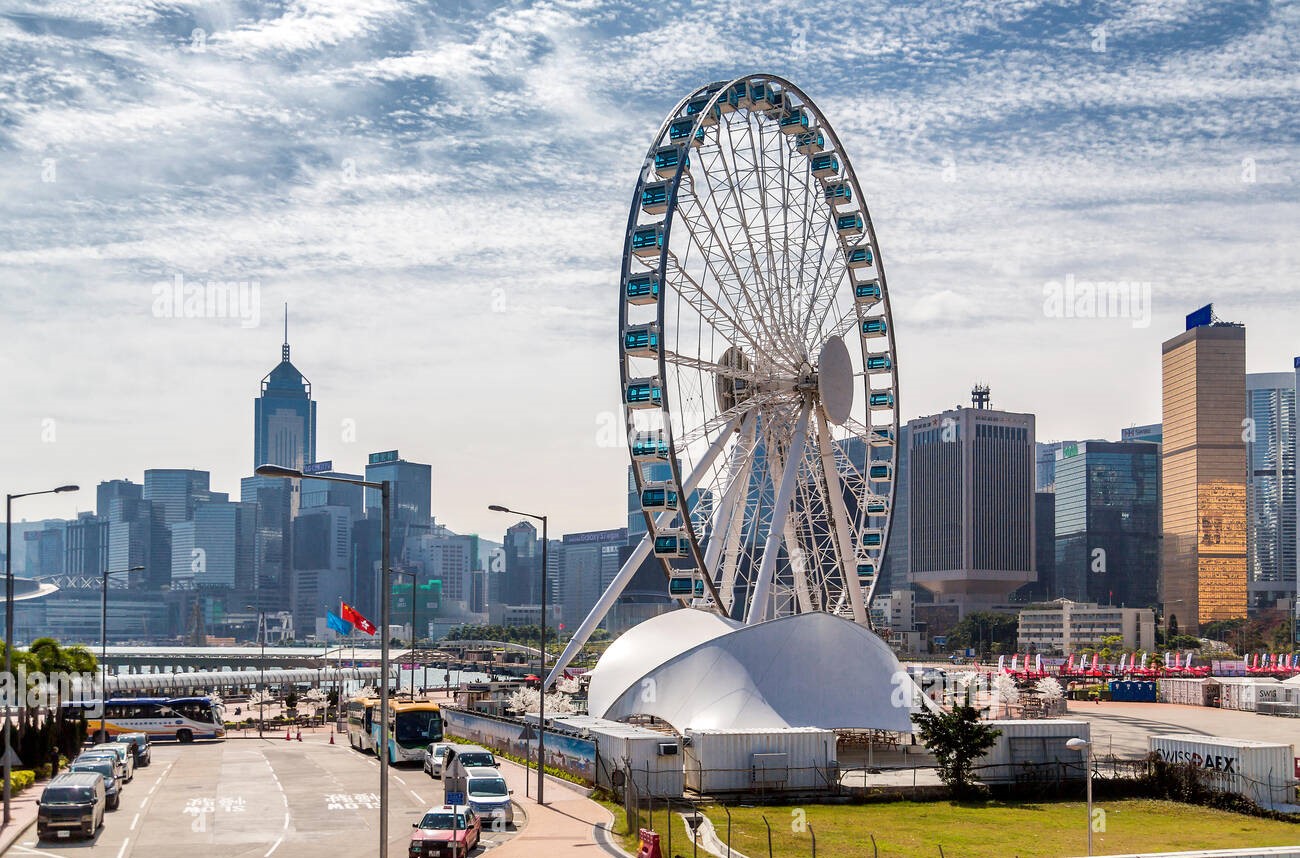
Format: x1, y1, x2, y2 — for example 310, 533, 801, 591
815, 408, 869, 626
745, 403, 812, 625
702, 413, 758, 584
545, 410, 748, 688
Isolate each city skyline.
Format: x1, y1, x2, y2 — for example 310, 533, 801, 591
2, 2, 1298, 540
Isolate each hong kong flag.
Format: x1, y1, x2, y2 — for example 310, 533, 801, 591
341, 602, 377, 636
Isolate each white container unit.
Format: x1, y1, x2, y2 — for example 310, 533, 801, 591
1157, 677, 1220, 706
975, 720, 1092, 784
684, 727, 837, 794
1217, 677, 1280, 712
549, 715, 684, 797
1149, 734, 1298, 808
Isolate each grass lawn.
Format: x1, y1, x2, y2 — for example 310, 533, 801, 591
704, 799, 1300, 858
595, 794, 1300, 857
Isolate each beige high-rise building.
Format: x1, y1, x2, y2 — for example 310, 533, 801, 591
1161, 311, 1248, 633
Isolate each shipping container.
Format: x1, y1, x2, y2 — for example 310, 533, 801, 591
1217, 677, 1281, 712
549, 715, 684, 797
974, 720, 1091, 784
684, 727, 836, 794
1157, 676, 1220, 707
1149, 734, 1298, 808
1108, 680, 1157, 703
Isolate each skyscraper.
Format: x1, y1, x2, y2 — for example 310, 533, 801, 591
1121, 424, 1163, 444
254, 310, 316, 474
1053, 441, 1160, 608
364, 451, 432, 564
907, 391, 1035, 617
1160, 305, 1248, 632
556, 528, 628, 630
501, 520, 542, 607
143, 469, 213, 526
1245, 371, 1297, 611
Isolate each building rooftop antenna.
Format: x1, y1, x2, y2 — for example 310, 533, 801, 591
971, 383, 991, 410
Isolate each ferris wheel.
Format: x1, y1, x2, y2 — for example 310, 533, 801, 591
548, 74, 900, 685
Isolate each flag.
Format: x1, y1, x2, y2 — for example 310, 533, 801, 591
327, 610, 353, 636
341, 602, 377, 636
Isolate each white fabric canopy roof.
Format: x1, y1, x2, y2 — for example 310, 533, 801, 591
587, 609, 917, 733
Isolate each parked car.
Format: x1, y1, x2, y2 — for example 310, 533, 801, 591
89, 743, 135, 781
112, 732, 152, 767
66, 758, 122, 811
75, 751, 126, 785
424, 742, 455, 779
409, 804, 479, 857
37, 772, 106, 840
445, 746, 496, 771
464, 767, 514, 827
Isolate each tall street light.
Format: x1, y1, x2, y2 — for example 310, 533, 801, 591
487, 504, 548, 806
257, 464, 392, 858
244, 604, 266, 737
1066, 737, 1094, 856
100, 565, 144, 741
393, 570, 418, 699
4, 484, 78, 826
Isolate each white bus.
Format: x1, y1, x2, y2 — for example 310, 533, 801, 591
66, 697, 225, 743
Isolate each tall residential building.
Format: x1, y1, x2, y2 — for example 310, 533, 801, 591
1160, 306, 1248, 632
1053, 441, 1160, 608
253, 315, 316, 474
907, 391, 1036, 617
1245, 371, 1297, 610
143, 469, 213, 526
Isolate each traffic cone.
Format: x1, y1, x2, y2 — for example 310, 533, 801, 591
285, 728, 291, 741
296, 730, 303, 742
329, 731, 335, 745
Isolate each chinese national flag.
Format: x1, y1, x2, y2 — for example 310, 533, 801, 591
341, 602, 377, 636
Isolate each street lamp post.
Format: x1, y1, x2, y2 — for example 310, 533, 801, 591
257, 465, 392, 858
1066, 737, 1093, 856
245, 605, 266, 737
100, 565, 144, 741
488, 504, 548, 806
4, 484, 78, 826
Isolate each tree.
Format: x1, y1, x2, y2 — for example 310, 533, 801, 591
1035, 677, 1064, 700
945, 612, 1019, 656
990, 673, 1020, 718
912, 704, 1001, 799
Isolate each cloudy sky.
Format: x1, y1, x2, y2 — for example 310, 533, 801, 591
1, 0, 1296, 539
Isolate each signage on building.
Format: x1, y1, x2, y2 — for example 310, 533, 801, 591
562, 528, 629, 544
368, 450, 400, 465
1186, 304, 1213, 330
1062, 443, 1079, 458
932, 636, 947, 648
304, 461, 333, 474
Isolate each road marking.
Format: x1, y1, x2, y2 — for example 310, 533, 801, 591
283, 811, 291, 830
116, 837, 130, 858
264, 837, 284, 857
130, 812, 140, 830
394, 774, 407, 785
410, 789, 423, 802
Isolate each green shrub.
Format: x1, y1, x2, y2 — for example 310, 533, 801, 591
11, 770, 35, 793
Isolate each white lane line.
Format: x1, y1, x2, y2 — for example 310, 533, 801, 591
116, 837, 130, 858
130, 812, 140, 830
283, 811, 291, 831
394, 774, 408, 786
263, 837, 284, 858
410, 789, 423, 802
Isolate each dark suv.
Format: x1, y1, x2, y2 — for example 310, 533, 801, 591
37, 772, 106, 840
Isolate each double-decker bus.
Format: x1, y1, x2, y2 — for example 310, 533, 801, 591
67, 697, 225, 743
346, 697, 442, 764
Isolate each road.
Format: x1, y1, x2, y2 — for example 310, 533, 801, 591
5, 738, 524, 858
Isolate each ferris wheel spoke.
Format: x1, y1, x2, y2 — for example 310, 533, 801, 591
661, 253, 766, 356
814, 406, 868, 624
675, 186, 801, 367
699, 126, 806, 364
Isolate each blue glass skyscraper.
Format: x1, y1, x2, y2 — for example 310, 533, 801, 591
254, 311, 316, 472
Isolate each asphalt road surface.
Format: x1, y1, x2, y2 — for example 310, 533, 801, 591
6, 739, 523, 858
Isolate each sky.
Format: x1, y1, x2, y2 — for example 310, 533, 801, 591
1, 0, 1297, 540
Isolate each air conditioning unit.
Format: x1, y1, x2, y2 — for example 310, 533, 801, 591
657, 742, 679, 756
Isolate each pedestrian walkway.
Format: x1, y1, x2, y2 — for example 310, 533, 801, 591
0, 792, 41, 855
491, 755, 624, 857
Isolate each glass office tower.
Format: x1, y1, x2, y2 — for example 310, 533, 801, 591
1245, 372, 1297, 610
1054, 441, 1160, 608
